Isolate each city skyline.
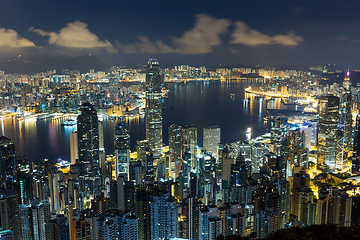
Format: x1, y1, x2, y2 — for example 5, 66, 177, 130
1, 1, 360, 67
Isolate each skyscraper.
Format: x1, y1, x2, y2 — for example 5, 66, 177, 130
203, 125, 221, 160
69, 131, 78, 165
115, 122, 130, 180
339, 71, 352, 170
0, 136, 16, 187
182, 125, 197, 169
77, 102, 100, 194
145, 59, 163, 157
353, 115, 360, 174
317, 95, 339, 172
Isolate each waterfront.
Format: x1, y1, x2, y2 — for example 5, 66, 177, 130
1, 80, 276, 162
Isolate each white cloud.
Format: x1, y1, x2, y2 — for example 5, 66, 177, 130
29, 21, 118, 52
172, 14, 231, 54
0, 28, 35, 48
115, 36, 176, 54
231, 21, 303, 46
115, 14, 230, 54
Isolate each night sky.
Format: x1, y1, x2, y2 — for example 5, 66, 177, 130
1, 0, 360, 68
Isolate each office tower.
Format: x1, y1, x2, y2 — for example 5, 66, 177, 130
182, 125, 198, 169
136, 140, 149, 163
203, 125, 221, 160
70, 131, 78, 165
353, 115, 360, 174
77, 102, 100, 194
114, 122, 130, 179
0, 136, 16, 187
169, 124, 183, 178
339, 72, 352, 170
230, 154, 250, 187
135, 186, 151, 240
251, 143, 268, 174
317, 96, 340, 172
145, 59, 163, 157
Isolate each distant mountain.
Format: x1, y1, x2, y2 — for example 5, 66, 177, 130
0, 54, 109, 74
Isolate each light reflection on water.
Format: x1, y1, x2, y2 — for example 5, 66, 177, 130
2, 80, 288, 162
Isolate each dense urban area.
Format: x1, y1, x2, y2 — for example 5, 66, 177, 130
0, 59, 360, 240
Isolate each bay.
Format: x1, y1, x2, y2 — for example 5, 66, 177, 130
2, 80, 272, 162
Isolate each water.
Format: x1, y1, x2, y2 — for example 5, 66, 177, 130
2, 80, 273, 162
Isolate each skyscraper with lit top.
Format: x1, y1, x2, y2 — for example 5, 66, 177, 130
145, 59, 163, 157
339, 71, 352, 170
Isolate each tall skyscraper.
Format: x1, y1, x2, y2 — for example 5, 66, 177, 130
203, 125, 221, 160
0, 136, 16, 187
115, 122, 130, 180
69, 131, 78, 165
182, 125, 197, 169
169, 124, 183, 179
339, 71, 352, 170
77, 102, 100, 194
145, 59, 163, 157
353, 115, 360, 174
317, 95, 340, 172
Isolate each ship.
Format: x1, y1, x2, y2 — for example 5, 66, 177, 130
61, 118, 77, 126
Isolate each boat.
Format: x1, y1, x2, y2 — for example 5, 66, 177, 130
62, 119, 76, 126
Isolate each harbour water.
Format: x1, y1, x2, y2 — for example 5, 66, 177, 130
1, 80, 278, 162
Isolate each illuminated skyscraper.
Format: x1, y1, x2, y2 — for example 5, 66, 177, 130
77, 102, 100, 194
182, 125, 197, 169
203, 125, 221, 160
145, 59, 163, 157
0, 136, 16, 186
317, 96, 339, 172
115, 122, 130, 180
69, 131, 78, 165
169, 124, 183, 178
352, 115, 360, 174
339, 71, 352, 170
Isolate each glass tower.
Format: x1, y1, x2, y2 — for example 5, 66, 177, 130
317, 95, 339, 172
115, 121, 130, 180
145, 59, 163, 157
77, 102, 100, 194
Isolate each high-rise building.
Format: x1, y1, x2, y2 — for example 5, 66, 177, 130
317, 95, 340, 172
69, 131, 78, 165
145, 59, 163, 157
182, 125, 197, 169
169, 124, 183, 179
0, 136, 16, 187
352, 115, 360, 174
115, 122, 130, 180
77, 102, 100, 194
339, 72, 352, 170
203, 125, 221, 160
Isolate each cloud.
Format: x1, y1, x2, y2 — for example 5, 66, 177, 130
29, 21, 118, 52
231, 21, 304, 46
115, 14, 231, 54
172, 14, 231, 54
115, 36, 176, 54
0, 28, 35, 48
